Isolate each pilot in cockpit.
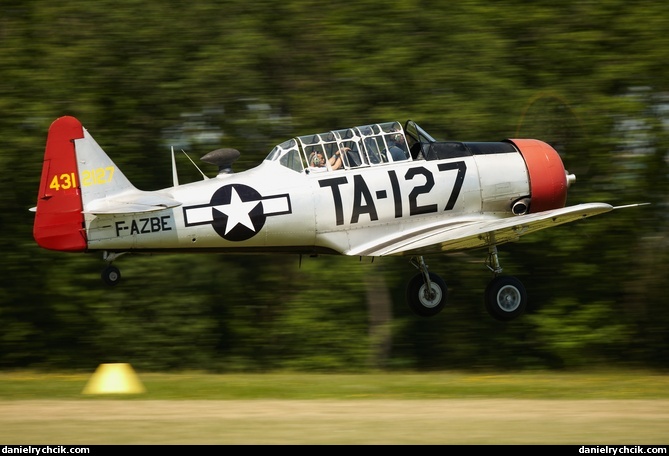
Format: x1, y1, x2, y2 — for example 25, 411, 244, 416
308, 148, 343, 170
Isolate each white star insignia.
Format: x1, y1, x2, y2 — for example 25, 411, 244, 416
212, 187, 260, 235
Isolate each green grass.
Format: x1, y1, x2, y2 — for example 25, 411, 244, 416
1, 369, 668, 400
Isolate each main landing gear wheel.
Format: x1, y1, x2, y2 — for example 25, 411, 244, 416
484, 276, 527, 321
406, 272, 448, 317
102, 265, 121, 286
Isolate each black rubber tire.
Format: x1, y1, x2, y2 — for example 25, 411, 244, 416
484, 276, 527, 321
406, 272, 447, 317
102, 265, 121, 286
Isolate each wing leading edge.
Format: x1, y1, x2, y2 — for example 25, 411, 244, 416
346, 202, 615, 257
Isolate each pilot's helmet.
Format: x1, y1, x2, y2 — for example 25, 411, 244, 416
389, 130, 402, 143
308, 148, 324, 166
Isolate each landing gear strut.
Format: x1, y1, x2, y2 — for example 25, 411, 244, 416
483, 245, 527, 321
406, 256, 447, 317
404, 247, 528, 321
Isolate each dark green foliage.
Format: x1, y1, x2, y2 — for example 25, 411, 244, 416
1, 0, 667, 371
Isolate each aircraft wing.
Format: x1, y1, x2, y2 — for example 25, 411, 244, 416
84, 190, 182, 214
346, 202, 615, 256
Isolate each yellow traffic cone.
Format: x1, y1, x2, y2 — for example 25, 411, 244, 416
82, 363, 146, 394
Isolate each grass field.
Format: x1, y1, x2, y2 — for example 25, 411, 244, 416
1, 370, 668, 444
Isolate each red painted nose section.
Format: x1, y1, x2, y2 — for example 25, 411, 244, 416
508, 139, 568, 213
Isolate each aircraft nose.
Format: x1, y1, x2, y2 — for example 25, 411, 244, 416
508, 138, 569, 212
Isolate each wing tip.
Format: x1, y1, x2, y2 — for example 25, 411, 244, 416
613, 202, 651, 210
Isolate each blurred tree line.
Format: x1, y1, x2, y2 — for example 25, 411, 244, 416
0, 0, 667, 371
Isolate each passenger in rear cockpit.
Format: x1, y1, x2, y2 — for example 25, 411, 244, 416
387, 131, 409, 162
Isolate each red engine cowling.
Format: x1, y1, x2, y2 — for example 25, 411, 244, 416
508, 139, 572, 213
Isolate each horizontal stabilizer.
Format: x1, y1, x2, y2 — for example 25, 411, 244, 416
85, 190, 181, 214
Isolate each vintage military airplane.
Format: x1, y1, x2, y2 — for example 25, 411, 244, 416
33, 115, 637, 321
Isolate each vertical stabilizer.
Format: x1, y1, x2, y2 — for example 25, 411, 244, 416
33, 116, 88, 251
74, 127, 135, 207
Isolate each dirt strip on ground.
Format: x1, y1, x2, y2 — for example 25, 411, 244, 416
1, 399, 668, 444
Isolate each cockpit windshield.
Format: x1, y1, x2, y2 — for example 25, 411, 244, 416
265, 121, 428, 173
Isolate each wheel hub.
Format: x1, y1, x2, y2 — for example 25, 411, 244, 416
497, 285, 521, 312
419, 284, 442, 308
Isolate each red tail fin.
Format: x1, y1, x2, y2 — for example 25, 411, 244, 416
33, 116, 88, 251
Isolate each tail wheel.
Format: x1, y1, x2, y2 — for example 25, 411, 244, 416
484, 276, 527, 321
102, 265, 121, 286
406, 272, 447, 317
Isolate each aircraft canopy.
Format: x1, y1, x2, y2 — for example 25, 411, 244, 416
265, 121, 418, 173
